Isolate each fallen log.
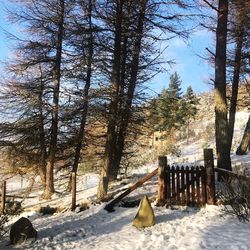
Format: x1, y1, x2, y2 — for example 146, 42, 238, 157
104, 168, 158, 212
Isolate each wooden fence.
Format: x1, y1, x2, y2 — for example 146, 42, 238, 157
158, 148, 215, 206
2, 148, 249, 212
159, 165, 207, 206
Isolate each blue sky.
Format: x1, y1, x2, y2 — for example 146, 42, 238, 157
0, 2, 214, 95
149, 29, 214, 94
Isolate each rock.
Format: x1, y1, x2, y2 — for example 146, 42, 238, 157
132, 195, 155, 228
10, 217, 37, 244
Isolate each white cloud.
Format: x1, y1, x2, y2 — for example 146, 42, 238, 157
171, 37, 187, 48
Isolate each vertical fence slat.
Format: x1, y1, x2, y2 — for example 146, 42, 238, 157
176, 166, 180, 204
201, 167, 206, 205
186, 167, 191, 206
166, 165, 171, 204
171, 166, 176, 203
181, 166, 185, 205
204, 149, 215, 205
158, 156, 167, 206
196, 167, 201, 205
191, 166, 195, 205
1, 181, 6, 214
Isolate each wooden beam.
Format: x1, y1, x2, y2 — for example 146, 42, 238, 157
214, 167, 250, 181
157, 156, 167, 206
71, 172, 77, 211
1, 181, 6, 214
104, 168, 158, 212
204, 149, 216, 205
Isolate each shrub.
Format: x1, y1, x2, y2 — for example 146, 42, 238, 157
0, 214, 9, 239
218, 176, 250, 222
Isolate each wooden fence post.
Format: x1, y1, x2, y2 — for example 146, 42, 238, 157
71, 172, 76, 211
204, 149, 215, 205
1, 181, 6, 214
157, 156, 167, 206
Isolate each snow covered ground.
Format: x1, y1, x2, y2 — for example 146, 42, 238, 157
3, 203, 250, 250
1, 161, 250, 250
0, 110, 250, 249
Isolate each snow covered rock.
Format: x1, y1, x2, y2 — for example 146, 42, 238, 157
10, 217, 37, 244
133, 195, 155, 228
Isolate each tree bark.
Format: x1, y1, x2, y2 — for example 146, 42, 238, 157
111, 0, 147, 180
97, 0, 123, 200
214, 0, 231, 171
68, 0, 93, 191
43, 0, 65, 199
228, 1, 246, 152
236, 115, 250, 155
109, 1, 131, 180
38, 65, 47, 187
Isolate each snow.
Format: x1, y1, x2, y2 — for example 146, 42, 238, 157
1, 167, 250, 250
0, 110, 250, 249
2, 202, 250, 249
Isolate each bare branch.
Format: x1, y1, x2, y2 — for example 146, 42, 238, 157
202, 0, 221, 13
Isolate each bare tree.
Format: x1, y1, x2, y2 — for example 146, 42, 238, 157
97, 0, 193, 200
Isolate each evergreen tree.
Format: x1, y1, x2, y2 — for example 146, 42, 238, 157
168, 72, 182, 99
149, 72, 185, 132
184, 86, 199, 118
183, 86, 199, 143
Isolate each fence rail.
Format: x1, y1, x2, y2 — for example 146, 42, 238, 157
214, 167, 250, 181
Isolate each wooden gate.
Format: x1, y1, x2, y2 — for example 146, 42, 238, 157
162, 165, 206, 206
158, 149, 216, 207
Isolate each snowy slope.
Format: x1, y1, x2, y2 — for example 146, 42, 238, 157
0, 111, 250, 249
2, 204, 249, 250
1, 164, 250, 250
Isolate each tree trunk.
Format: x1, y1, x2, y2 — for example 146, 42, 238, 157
236, 115, 250, 155
97, 0, 123, 200
68, 0, 93, 192
228, 2, 246, 152
43, 0, 64, 199
111, 0, 147, 180
109, 1, 131, 181
38, 65, 47, 188
214, 0, 231, 171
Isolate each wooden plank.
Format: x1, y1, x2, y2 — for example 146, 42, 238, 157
191, 166, 195, 204
166, 165, 171, 204
71, 172, 76, 211
1, 181, 6, 214
176, 166, 180, 204
214, 167, 250, 181
186, 167, 191, 205
157, 156, 167, 206
201, 167, 206, 205
204, 149, 216, 205
171, 166, 176, 203
181, 166, 185, 205
196, 167, 201, 205
104, 168, 158, 212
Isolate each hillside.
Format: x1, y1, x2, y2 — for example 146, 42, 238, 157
0, 158, 250, 249
0, 97, 250, 249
